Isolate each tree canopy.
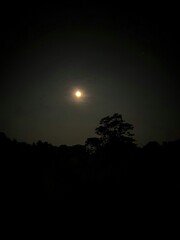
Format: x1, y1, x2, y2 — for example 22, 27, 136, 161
95, 113, 135, 145
85, 113, 135, 154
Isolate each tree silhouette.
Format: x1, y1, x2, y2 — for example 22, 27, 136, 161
95, 113, 135, 147
85, 137, 100, 154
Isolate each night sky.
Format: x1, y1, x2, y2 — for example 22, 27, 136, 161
0, 2, 180, 146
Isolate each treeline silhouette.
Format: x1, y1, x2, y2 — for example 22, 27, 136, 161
1, 113, 179, 207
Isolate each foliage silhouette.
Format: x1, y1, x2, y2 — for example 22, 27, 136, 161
0, 114, 179, 209
85, 137, 101, 154
95, 113, 135, 146
85, 113, 135, 156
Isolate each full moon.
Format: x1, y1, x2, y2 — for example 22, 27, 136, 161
75, 91, 82, 98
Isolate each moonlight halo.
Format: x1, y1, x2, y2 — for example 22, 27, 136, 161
71, 88, 86, 103
75, 90, 82, 98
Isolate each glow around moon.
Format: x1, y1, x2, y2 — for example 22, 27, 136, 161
71, 88, 86, 103
75, 90, 82, 98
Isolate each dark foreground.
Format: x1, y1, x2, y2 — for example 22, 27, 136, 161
1, 133, 179, 217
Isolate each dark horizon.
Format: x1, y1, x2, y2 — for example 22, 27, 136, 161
0, 2, 180, 146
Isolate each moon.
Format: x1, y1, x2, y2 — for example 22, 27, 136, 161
75, 90, 82, 98
71, 88, 86, 103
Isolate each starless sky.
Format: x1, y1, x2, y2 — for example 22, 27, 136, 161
0, 2, 180, 146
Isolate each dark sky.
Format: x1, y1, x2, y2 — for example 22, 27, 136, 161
0, 2, 180, 146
